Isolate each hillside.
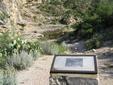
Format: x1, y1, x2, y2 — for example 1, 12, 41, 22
0, 0, 113, 85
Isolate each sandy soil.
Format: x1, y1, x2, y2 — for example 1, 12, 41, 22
17, 55, 54, 85
17, 47, 113, 85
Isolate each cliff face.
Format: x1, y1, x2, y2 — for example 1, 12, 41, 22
2, 0, 26, 26
0, 0, 26, 32
0, 0, 46, 32
0, 0, 48, 41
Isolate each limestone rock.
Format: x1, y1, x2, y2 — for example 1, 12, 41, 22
0, 20, 4, 25
61, 16, 76, 25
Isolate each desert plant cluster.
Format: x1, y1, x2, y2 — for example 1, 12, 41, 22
0, 31, 68, 85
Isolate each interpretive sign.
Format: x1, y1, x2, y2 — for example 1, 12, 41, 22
50, 55, 97, 74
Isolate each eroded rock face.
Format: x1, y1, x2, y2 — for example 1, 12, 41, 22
0, 1, 8, 25
2, 0, 46, 25
3, 0, 26, 25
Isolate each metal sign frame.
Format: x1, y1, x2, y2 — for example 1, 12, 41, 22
50, 55, 97, 74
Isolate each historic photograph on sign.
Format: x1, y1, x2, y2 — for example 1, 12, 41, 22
65, 58, 83, 67
50, 55, 97, 74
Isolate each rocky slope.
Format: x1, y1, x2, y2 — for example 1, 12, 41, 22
0, 0, 66, 41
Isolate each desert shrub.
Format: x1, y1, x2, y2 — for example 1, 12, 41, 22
0, 70, 3, 85
48, 0, 63, 5
95, 1, 113, 17
85, 34, 103, 50
39, 4, 65, 16
0, 31, 41, 55
0, 32, 41, 69
64, 0, 92, 13
71, 0, 113, 41
0, 32, 14, 56
3, 67, 16, 85
43, 29, 64, 39
21, 41, 42, 60
6, 51, 33, 70
30, 50, 41, 60
59, 42, 70, 53
39, 41, 68, 55
0, 53, 6, 69
74, 22, 94, 39
0, 11, 9, 23
0, 67, 16, 85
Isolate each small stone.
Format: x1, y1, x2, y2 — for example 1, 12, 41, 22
0, 20, 4, 25
92, 49, 96, 52
1, 25, 7, 28
104, 63, 113, 68
33, 30, 37, 33
20, 81, 24, 84
17, 22, 26, 27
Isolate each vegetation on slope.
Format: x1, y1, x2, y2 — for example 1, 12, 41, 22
39, 0, 113, 49
0, 30, 69, 84
0, 0, 113, 84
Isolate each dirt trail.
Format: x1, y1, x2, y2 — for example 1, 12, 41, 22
17, 47, 113, 85
17, 55, 54, 85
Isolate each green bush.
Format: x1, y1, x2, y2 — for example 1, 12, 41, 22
0, 32, 14, 56
30, 50, 41, 60
64, 0, 92, 13
0, 31, 41, 55
49, 0, 63, 5
39, 41, 68, 55
0, 32, 42, 69
71, 0, 113, 41
95, 1, 113, 17
85, 34, 103, 50
39, 4, 65, 16
75, 22, 94, 39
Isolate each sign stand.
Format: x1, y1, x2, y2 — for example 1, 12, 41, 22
49, 55, 98, 85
